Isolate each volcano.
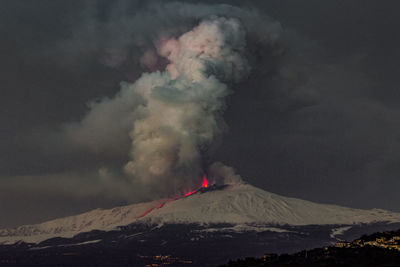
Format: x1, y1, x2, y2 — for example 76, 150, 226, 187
2, 182, 400, 266
1, 182, 400, 245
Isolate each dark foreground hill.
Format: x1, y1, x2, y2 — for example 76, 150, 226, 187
223, 229, 400, 267
1, 223, 400, 266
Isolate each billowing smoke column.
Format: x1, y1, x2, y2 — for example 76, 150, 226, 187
123, 18, 249, 193
62, 3, 282, 198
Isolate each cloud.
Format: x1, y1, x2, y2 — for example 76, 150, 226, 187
62, 81, 145, 156
0, 170, 146, 228
53, 3, 282, 197
58, 1, 282, 75
208, 162, 243, 185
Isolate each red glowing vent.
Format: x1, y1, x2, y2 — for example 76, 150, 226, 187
201, 175, 208, 188
138, 174, 211, 219
184, 175, 209, 197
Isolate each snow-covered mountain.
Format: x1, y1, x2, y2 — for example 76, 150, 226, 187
1, 183, 400, 244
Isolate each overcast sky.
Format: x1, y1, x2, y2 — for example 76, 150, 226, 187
1, 0, 400, 228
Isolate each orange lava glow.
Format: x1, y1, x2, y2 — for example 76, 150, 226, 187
137, 175, 211, 219
201, 175, 208, 188
184, 190, 197, 197
139, 207, 155, 218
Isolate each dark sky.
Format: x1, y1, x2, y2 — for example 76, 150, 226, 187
1, 0, 400, 228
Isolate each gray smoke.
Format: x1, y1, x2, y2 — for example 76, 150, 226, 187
62, 2, 282, 196
208, 162, 243, 185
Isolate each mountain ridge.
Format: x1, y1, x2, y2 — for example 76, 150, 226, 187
1, 182, 400, 244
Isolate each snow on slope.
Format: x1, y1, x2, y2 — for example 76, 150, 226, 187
1, 183, 400, 244
0, 199, 164, 244
142, 183, 400, 225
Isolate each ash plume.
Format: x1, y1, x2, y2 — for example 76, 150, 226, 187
124, 18, 248, 191
62, 2, 282, 197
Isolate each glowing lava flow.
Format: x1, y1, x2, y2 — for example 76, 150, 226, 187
138, 175, 210, 218
139, 207, 156, 218
184, 190, 197, 197
185, 175, 208, 196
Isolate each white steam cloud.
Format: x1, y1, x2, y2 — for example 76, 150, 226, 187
123, 18, 248, 191
60, 3, 282, 197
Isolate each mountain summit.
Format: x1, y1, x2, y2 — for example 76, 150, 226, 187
1, 183, 400, 244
